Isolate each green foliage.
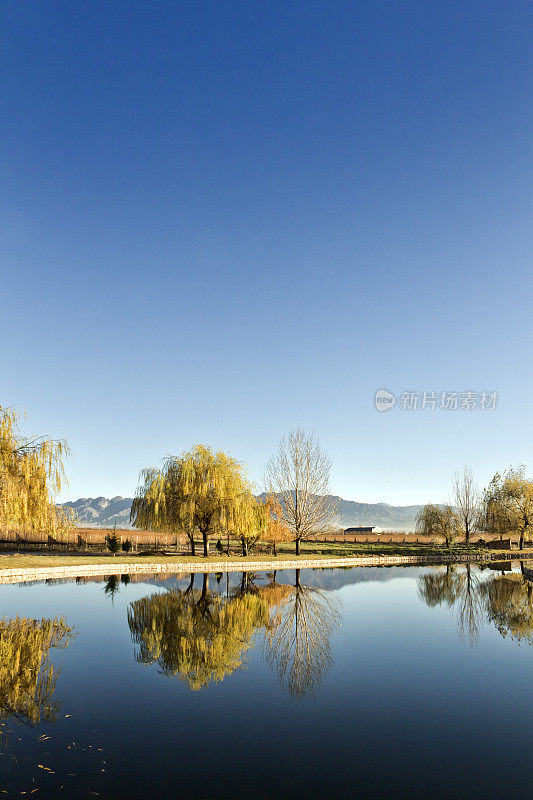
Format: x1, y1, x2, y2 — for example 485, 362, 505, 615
416, 503, 460, 548
104, 574, 121, 599
131, 444, 259, 556
105, 531, 120, 555
481, 466, 533, 548
216, 538, 224, 553
121, 539, 132, 553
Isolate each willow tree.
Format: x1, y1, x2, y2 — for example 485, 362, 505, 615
233, 495, 268, 557
481, 466, 533, 549
0, 615, 73, 725
265, 429, 338, 555
416, 503, 460, 549
0, 407, 72, 537
131, 445, 256, 557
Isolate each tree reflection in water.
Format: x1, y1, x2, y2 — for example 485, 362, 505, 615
263, 569, 341, 698
128, 569, 341, 698
418, 563, 533, 645
128, 573, 270, 690
0, 616, 73, 727
481, 565, 533, 644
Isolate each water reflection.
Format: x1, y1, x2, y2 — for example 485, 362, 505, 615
128, 573, 270, 690
104, 573, 131, 601
0, 616, 73, 727
264, 569, 341, 698
128, 569, 341, 698
418, 563, 533, 645
482, 568, 533, 644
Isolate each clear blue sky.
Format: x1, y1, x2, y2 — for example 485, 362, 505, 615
2, 0, 532, 504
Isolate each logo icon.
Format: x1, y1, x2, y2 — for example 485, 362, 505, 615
375, 389, 396, 412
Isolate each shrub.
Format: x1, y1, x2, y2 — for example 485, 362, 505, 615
105, 531, 120, 556
122, 539, 132, 553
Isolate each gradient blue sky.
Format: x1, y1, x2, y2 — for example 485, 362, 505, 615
2, 0, 532, 504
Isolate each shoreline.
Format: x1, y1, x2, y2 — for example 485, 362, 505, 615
0, 550, 529, 585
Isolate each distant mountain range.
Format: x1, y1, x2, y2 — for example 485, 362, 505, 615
59, 495, 424, 532
60, 496, 133, 528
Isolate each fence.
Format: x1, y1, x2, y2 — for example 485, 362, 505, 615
310, 532, 530, 546
0, 527, 186, 552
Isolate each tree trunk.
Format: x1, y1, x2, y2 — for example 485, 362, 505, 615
202, 529, 209, 557
186, 572, 195, 593
189, 535, 196, 557
520, 530, 525, 550
242, 539, 248, 557
295, 537, 300, 555
201, 572, 209, 600
273, 541, 277, 557
465, 520, 470, 545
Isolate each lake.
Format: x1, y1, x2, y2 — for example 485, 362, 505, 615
1, 562, 532, 798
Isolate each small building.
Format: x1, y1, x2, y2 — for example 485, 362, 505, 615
344, 526, 379, 534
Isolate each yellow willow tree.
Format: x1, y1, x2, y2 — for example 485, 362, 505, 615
416, 503, 460, 550
131, 445, 256, 557
481, 466, 533, 550
0, 407, 72, 537
233, 495, 268, 557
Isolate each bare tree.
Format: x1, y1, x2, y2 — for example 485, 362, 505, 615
265, 429, 338, 555
452, 466, 479, 544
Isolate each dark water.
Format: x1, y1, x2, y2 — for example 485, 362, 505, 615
1, 562, 533, 799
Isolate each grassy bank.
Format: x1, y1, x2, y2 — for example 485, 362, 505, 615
1, 540, 532, 572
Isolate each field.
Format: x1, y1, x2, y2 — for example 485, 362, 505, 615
0, 528, 530, 563
1, 528, 532, 571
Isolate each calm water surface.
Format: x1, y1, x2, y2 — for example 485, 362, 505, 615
1, 563, 532, 799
